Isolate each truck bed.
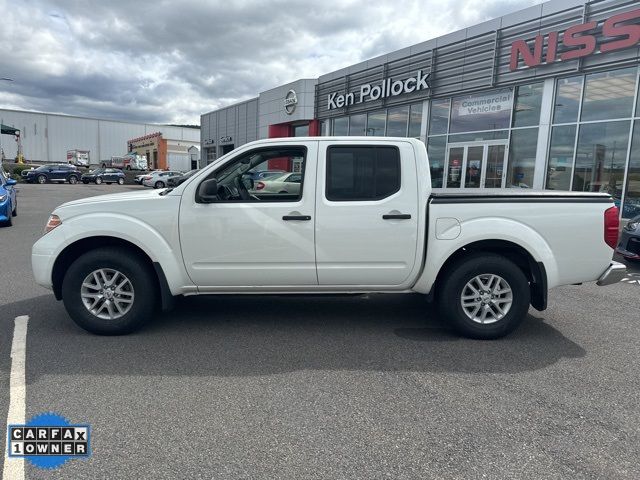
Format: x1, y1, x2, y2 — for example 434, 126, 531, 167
430, 190, 612, 203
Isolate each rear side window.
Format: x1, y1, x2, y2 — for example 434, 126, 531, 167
326, 146, 401, 201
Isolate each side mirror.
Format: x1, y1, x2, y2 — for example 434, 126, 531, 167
198, 178, 219, 203
5, 178, 17, 187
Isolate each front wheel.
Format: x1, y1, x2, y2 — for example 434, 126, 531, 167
12, 200, 17, 217
436, 254, 530, 339
154, 181, 165, 189
61, 247, 157, 335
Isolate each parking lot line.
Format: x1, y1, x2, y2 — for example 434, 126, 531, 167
2, 316, 29, 480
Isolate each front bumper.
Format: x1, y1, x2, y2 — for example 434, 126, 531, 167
596, 261, 627, 286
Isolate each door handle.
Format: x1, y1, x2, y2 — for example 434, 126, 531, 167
282, 215, 311, 221
382, 213, 411, 220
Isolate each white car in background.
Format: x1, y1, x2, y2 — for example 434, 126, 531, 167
135, 170, 162, 185
141, 171, 183, 189
252, 172, 302, 195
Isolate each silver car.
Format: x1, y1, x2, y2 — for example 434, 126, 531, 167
142, 171, 183, 189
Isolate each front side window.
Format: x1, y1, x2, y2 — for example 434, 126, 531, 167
201, 146, 307, 203
326, 146, 400, 201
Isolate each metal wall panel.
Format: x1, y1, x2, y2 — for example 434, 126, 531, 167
316, 0, 640, 120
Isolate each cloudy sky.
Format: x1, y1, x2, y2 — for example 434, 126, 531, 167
0, 0, 543, 124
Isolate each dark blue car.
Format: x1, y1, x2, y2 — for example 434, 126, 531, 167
22, 164, 81, 184
81, 168, 125, 185
0, 171, 18, 227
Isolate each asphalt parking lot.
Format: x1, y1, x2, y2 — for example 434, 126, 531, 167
1, 183, 640, 479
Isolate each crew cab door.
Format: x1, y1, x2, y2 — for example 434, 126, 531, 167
179, 141, 318, 288
315, 141, 419, 286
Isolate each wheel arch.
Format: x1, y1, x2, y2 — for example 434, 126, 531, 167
51, 236, 174, 310
428, 239, 548, 311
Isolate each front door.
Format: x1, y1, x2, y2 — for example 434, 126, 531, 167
179, 141, 318, 288
444, 142, 508, 189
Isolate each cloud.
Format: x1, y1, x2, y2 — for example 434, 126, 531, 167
0, 0, 542, 124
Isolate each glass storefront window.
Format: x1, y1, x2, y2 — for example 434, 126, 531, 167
581, 67, 638, 122
387, 106, 409, 136
367, 110, 386, 136
512, 82, 544, 128
448, 130, 508, 143
333, 117, 348, 136
349, 114, 366, 136
427, 136, 446, 188
507, 128, 538, 188
408, 103, 423, 138
572, 121, 630, 196
546, 125, 576, 191
553, 76, 583, 124
429, 99, 450, 135
450, 89, 513, 133
293, 124, 309, 137
320, 120, 329, 136
624, 122, 640, 218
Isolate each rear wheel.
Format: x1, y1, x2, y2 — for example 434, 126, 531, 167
61, 247, 157, 335
155, 181, 165, 189
95, 177, 102, 185
82, 180, 89, 184
437, 253, 530, 339
68, 175, 78, 184
117, 177, 125, 185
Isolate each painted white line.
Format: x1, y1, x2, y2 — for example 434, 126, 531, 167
2, 315, 29, 480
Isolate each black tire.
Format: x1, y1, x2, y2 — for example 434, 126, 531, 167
12, 200, 17, 217
155, 181, 165, 189
437, 253, 530, 339
37, 174, 46, 184
68, 175, 78, 185
82, 180, 89, 184
61, 247, 157, 335
101, 163, 107, 168
95, 177, 102, 185
2, 205, 12, 226
117, 177, 125, 185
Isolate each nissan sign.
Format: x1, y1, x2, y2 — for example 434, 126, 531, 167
510, 8, 640, 71
284, 89, 298, 115
327, 70, 430, 110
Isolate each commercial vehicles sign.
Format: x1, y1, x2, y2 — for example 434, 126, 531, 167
510, 8, 640, 71
327, 70, 430, 110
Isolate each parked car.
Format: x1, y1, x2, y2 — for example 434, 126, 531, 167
22, 164, 81, 184
252, 172, 302, 195
32, 137, 626, 337
617, 215, 640, 262
81, 168, 125, 185
0, 173, 17, 227
244, 169, 285, 182
142, 171, 182, 189
135, 170, 162, 185
167, 169, 198, 188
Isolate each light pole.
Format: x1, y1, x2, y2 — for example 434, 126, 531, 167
0, 77, 14, 163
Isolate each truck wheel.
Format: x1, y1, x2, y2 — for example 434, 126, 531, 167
117, 177, 125, 185
61, 247, 157, 335
95, 177, 102, 185
37, 175, 46, 184
68, 175, 78, 184
437, 253, 530, 339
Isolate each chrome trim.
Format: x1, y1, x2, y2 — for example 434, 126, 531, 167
596, 262, 627, 286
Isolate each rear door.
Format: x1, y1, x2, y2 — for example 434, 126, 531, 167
315, 141, 419, 286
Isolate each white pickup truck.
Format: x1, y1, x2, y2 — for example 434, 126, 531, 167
32, 137, 626, 338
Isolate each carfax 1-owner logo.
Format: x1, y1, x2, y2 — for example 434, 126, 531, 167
7, 412, 91, 469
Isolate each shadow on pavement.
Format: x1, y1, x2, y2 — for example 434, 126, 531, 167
7, 293, 586, 380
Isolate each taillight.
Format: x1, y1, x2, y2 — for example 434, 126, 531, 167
256, 181, 265, 190
604, 206, 619, 249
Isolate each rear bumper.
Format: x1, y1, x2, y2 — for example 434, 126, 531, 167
596, 261, 627, 286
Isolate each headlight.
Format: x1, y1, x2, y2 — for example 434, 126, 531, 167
44, 214, 62, 234
0, 194, 6, 202
625, 220, 639, 231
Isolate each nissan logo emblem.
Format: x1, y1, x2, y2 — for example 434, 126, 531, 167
284, 89, 298, 115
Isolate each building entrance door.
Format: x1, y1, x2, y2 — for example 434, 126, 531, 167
444, 141, 508, 189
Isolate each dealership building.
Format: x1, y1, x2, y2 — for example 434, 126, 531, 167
201, 0, 640, 217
